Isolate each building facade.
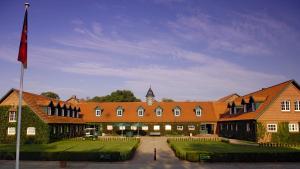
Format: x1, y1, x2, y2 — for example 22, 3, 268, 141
0, 80, 300, 143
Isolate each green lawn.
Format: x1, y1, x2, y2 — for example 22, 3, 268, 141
0, 139, 140, 161
168, 139, 300, 162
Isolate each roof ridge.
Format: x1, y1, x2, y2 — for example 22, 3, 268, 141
242, 79, 293, 97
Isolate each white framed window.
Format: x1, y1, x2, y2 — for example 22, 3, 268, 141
60, 126, 63, 133
53, 126, 56, 134
246, 123, 250, 132
233, 107, 237, 114
117, 108, 123, 116
107, 125, 113, 130
7, 127, 15, 135
27, 127, 36, 136
9, 111, 16, 122
226, 124, 229, 130
165, 125, 172, 131
281, 100, 290, 112
137, 108, 144, 117
188, 125, 195, 130
131, 126, 137, 130
295, 101, 300, 111
61, 109, 65, 116
267, 124, 277, 132
195, 107, 202, 116
142, 126, 148, 131
67, 110, 70, 117
155, 108, 162, 116
251, 103, 256, 111
55, 108, 58, 116
177, 125, 183, 131
229, 108, 232, 115
200, 124, 206, 131
72, 110, 75, 117
174, 108, 181, 116
289, 123, 299, 132
119, 126, 125, 130
47, 107, 52, 115
243, 104, 247, 113
153, 125, 160, 131
95, 109, 101, 116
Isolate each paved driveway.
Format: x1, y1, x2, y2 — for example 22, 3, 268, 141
1, 137, 300, 169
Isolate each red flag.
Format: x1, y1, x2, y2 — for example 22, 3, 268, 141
18, 8, 28, 69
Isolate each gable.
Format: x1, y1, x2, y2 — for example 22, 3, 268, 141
0, 90, 27, 106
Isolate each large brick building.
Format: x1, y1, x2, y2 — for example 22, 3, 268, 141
0, 80, 299, 143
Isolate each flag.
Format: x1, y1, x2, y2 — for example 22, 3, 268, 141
17, 8, 28, 69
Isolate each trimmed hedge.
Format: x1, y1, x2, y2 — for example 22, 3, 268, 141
168, 139, 300, 162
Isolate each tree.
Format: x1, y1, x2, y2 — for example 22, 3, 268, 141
41, 91, 60, 100
162, 98, 174, 102
89, 90, 141, 102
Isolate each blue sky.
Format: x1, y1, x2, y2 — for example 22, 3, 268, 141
1, 0, 300, 101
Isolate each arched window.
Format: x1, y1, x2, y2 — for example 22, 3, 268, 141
137, 106, 144, 117
155, 106, 163, 116
173, 106, 181, 116
195, 106, 202, 116
95, 106, 102, 117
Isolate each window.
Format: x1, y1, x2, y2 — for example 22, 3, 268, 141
267, 124, 277, 132
177, 125, 183, 131
119, 126, 125, 130
289, 123, 299, 132
7, 127, 15, 135
220, 124, 223, 131
230, 124, 233, 131
9, 111, 16, 122
60, 126, 63, 133
95, 108, 101, 116
281, 100, 290, 111
61, 109, 65, 116
117, 108, 123, 116
165, 125, 172, 131
53, 126, 56, 134
233, 107, 237, 114
200, 124, 206, 131
295, 101, 300, 111
243, 104, 247, 113
235, 124, 238, 131
131, 126, 137, 130
226, 124, 229, 130
229, 108, 232, 115
66, 125, 69, 132
27, 127, 36, 136
251, 103, 256, 111
153, 125, 160, 131
195, 107, 202, 116
188, 125, 195, 130
55, 108, 58, 116
155, 107, 162, 116
47, 107, 52, 116
67, 110, 70, 117
72, 110, 75, 117
107, 125, 113, 130
137, 107, 144, 117
246, 123, 250, 132
142, 126, 148, 131
174, 107, 181, 116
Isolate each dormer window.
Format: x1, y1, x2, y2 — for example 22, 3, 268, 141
67, 109, 70, 117
243, 104, 247, 113
47, 107, 52, 116
155, 107, 162, 116
195, 107, 202, 116
95, 107, 102, 117
116, 107, 123, 116
233, 107, 237, 114
281, 100, 290, 112
251, 103, 256, 111
55, 108, 58, 116
61, 109, 65, 116
174, 107, 181, 116
137, 107, 144, 117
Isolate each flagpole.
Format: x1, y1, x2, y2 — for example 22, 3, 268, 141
16, 3, 29, 169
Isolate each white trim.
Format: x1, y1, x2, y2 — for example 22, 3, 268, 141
289, 123, 299, 132
9, 111, 16, 122
281, 100, 290, 112
153, 125, 160, 131
155, 108, 162, 116
7, 127, 16, 135
174, 108, 181, 116
107, 125, 113, 130
295, 100, 300, 111
267, 124, 277, 132
95, 109, 101, 117
27, 127, 36, 136
165, 125, 172, 131
177, 125, 183, 131
131, 126, 137, 130
117, 108, 123, 116
188, 125, 195, 130
142, 126, 148, 131
195, 108, 202, 116
138, 108, 144, 117
119, 126, 125, 130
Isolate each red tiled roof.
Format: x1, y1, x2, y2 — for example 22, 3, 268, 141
0, 89, 84, 124
79, 101, 219, 123
219, 80, 294, 121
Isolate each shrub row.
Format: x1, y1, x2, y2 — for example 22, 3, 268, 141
66, 137, 140, 142
168, 137, 221, 142
259, 143, 300, 148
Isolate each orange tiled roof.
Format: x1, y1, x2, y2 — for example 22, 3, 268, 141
79, 101, 219, 123
0, 89, 84, 124
219, 80, 295, 121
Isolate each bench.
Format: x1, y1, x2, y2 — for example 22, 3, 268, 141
149, 132, 161, 136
